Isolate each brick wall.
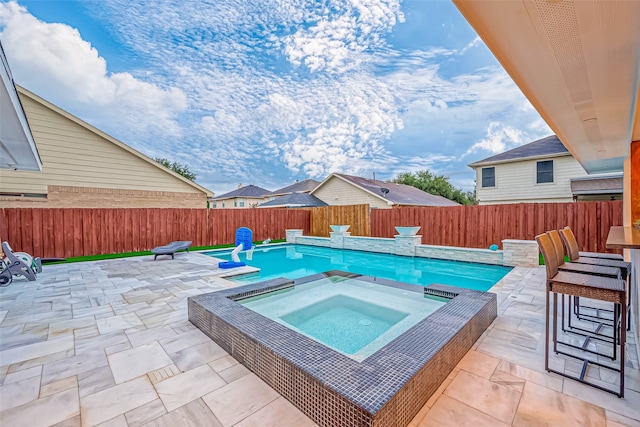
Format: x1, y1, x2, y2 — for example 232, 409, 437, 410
0, 185, 206, 208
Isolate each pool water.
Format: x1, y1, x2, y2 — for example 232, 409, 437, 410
206, 244, 511, 291
240, 276, 446, 359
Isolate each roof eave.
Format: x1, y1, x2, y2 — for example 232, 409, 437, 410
1, 50, 42, 171
468, 151, 573, 168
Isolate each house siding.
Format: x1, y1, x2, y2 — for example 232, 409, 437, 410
0, 186, 205, 208
313, 177, 390, 208
474, 155, 589, 204
212, 197, 265, 208
0, 89, 208, 208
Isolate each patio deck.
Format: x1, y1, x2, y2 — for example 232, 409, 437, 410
0, 252, 638, 426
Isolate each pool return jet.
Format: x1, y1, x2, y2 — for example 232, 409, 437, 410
218, 227, 255, 269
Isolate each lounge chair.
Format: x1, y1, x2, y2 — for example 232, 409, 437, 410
151, 241, 192, 260
1, 241, 38, 283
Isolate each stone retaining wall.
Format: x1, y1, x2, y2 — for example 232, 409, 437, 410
415, 245, 503, 265
287, 229, 540, 268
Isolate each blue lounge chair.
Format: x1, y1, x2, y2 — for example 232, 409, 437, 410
151, 241, 192, 260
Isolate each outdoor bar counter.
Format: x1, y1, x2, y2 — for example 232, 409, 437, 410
606, 226, 640, 362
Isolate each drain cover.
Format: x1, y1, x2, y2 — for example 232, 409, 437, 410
358, 319, 372, 326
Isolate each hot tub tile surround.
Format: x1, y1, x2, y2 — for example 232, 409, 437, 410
188, 272, 497, 427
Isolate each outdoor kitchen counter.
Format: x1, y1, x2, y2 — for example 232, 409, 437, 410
606, 226, 640, 250
606, 225, 640, 366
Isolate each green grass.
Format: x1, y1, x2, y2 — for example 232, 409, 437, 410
538, 253, 569, 265
45, 239, 286, 264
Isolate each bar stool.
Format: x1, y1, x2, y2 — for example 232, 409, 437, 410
536, 232, 626, 397
562, 226, 624, 260
560, 227, 632, 330
547, 231, 622, 350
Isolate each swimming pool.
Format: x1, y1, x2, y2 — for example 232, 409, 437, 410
240, 274, 446, 360
205, 244, 511, 291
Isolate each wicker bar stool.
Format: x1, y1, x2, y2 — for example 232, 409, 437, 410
536, 233, 626, 397
546, 231, 622, 348
560, 227, 633, 330
562, 226, 624, 261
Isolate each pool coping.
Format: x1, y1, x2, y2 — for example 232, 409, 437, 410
188, 271, 497, 427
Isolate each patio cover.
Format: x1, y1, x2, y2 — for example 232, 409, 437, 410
0, 42, 41, 171
570, 174, 623, 196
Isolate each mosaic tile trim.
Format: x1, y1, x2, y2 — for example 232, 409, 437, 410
188, 272, 497, 427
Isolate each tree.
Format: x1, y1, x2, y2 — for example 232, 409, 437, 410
393, 170, 476, 205
154, 158, 197, 181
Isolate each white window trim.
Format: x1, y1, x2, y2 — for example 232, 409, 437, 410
480, 166, 497, 188
535, 159, 555, 185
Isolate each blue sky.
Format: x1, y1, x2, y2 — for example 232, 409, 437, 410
0, 0, 550, 194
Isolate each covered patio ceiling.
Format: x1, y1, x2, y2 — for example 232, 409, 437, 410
0, 42, 41, 171
453, 0, 640, 174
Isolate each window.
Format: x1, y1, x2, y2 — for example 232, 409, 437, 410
221, 201, 225, 208
537, 160, 554, 183
481, 167, 495, 187
239, 198, 245, 207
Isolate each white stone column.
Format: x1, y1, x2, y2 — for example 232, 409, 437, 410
285, 229, 303, 243
502, 239, 539, 267
330, 232, 351, 249
395, 235, 421, 257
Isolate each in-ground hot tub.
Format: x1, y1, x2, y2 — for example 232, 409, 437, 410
188, 271, 497, 427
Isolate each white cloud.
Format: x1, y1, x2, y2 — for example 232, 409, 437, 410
283, 0, 404, 73
465, 122, 525, 156
0, 1, 187, 142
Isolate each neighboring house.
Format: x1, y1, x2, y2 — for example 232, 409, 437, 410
263, 179, 320, 202
468, 135, 623, 205
310, 173, 460, 208
259, 192, 328, 208
0, 86, 214, 208
211, 184, 271, 208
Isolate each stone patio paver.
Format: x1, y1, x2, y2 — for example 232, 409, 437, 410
0, 252, 638, 426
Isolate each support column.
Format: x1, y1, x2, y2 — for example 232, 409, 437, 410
502, 240, 539, 267
395, 235, 421, 257
330, 232, 350, 249
285, 229, 303, 243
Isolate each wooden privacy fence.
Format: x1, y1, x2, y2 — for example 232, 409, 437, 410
371, 200, 623, 253
0, 201, 623, 258
309, 204, 371, 237
0, 208, 310, 258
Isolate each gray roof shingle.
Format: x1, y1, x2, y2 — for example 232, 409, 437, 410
260, 192, 328, 207
468, 135, 569, 166
213, 184, 271, 200
264, 179, 320, 196
328, 174, 460, 206
570, 175, 623, 195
